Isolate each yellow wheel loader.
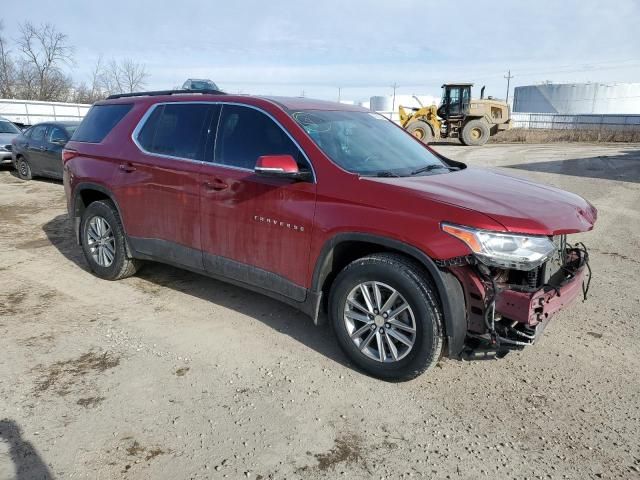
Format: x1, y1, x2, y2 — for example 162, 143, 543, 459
399, 83, 511, 146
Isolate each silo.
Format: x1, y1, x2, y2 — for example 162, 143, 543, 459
513, 82, 640, 114
369, 96, 393, 113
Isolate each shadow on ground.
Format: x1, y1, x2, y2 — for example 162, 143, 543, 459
0, 419, 53, 480
42, 214, 352, 372
504, 150, 640, 183
0, 165, 63, 185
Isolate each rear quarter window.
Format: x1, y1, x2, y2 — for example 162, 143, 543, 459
72, 104, 133, 143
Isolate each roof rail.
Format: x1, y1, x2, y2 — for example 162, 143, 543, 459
106, 89, 226, 100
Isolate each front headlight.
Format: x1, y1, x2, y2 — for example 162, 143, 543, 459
442, 223, 555, 271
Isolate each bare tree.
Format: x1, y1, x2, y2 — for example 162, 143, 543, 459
0, 22, 16, 98
98, 57, 148, 95
89, 55, 105, 100
15, 22, 74, 100
119, 58, 148, 93
99, 58, 124, 96
70, 56, 107, 103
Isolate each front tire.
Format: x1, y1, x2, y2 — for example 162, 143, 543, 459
461, 119, 490, 146
406, 120, 434, 144
16, 156, 32, 180
329, 253, 443, 381
80, 200, 140, 280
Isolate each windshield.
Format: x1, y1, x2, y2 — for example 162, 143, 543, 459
291, 110, 449, 176
0, 120, 20, 134
65, 125, 78, 136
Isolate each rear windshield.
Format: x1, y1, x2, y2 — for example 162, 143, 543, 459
0, 120, 20, 134
71, 104, 132, 143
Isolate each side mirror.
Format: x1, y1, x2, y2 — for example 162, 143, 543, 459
255, 155, 312, 181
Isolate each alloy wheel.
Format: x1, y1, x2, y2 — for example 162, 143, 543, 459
86, 216, 116, 267
343, 281, 417, 363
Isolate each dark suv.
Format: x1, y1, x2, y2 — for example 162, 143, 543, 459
63, 90, 596, 380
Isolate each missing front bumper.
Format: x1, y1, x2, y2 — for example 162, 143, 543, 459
454, 244, 591, 356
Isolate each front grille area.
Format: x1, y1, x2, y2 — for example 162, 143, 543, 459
503, 235, 568, 290
3, 144, 11, 151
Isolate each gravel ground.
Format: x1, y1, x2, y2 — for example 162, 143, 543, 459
0, 143, 639, 480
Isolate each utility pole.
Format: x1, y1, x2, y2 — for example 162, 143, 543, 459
391, 83, 398, 120
300, 89, 305, 98
504, 70, 514, 103
338, 87, 341, 103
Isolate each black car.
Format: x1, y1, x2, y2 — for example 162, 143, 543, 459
12, 121, 80, 180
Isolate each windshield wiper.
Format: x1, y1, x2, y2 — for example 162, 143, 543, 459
410, 164, 459, 176
375, 171, 401, 178
360, 171, 401, 178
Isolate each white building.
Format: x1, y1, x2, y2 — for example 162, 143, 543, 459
0, 98, 91, 126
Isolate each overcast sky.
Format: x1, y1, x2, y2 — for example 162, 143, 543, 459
3, 0, 640, 102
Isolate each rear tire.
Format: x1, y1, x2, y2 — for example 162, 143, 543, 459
16, 156, 32, 180
406, 120, 434, 144
329, 253, 443, 381
80, 200, 140, 280
461, 119, 490, 146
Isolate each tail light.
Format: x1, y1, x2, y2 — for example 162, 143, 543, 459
62, 148, 78, 162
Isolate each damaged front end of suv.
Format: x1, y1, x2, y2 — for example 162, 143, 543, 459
438, 223, 594, 356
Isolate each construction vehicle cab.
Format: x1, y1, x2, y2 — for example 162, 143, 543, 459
399, 83, 511, 146
437, 83, 473, 119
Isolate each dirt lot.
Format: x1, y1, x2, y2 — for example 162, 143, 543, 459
1, 143, 639, 480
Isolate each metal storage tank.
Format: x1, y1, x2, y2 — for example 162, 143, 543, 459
369, 96, 393, 113
513, 82, 640, 114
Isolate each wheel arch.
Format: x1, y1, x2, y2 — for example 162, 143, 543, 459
311, 233, 467, 357
72, 183, 128, 249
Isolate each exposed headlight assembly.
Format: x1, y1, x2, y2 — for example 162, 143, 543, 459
442, 223, 556, 271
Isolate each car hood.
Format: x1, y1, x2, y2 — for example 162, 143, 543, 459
0, 133, 17, 145
372, 168, 597, 235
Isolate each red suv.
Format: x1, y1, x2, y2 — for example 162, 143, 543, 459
63, 90, 596, 380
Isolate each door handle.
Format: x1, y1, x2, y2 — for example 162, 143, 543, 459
203, 179, 228, 191
119, 163, 136, 173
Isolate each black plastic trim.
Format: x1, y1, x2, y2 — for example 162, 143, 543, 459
311, 232, 468, 357
107, 89, 226, 100
127, 236, 319, 317
203, 252, 306, 302
71, 183, 127, 244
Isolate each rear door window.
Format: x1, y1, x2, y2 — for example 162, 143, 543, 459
136, 103, 214, 161
72, 104, 133, 143
30, 125, 47, 143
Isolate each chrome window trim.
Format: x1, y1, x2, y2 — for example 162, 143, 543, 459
130, 101, 317, 182
130, 102, 208, 165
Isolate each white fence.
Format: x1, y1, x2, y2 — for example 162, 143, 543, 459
0, 98, 91, 126
512, 112, 640, 130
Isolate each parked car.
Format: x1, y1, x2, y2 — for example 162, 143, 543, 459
181, 78, 220, 91
12, 121, 80, 180
0, 116, 21, 165
62, 91, 596, 380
